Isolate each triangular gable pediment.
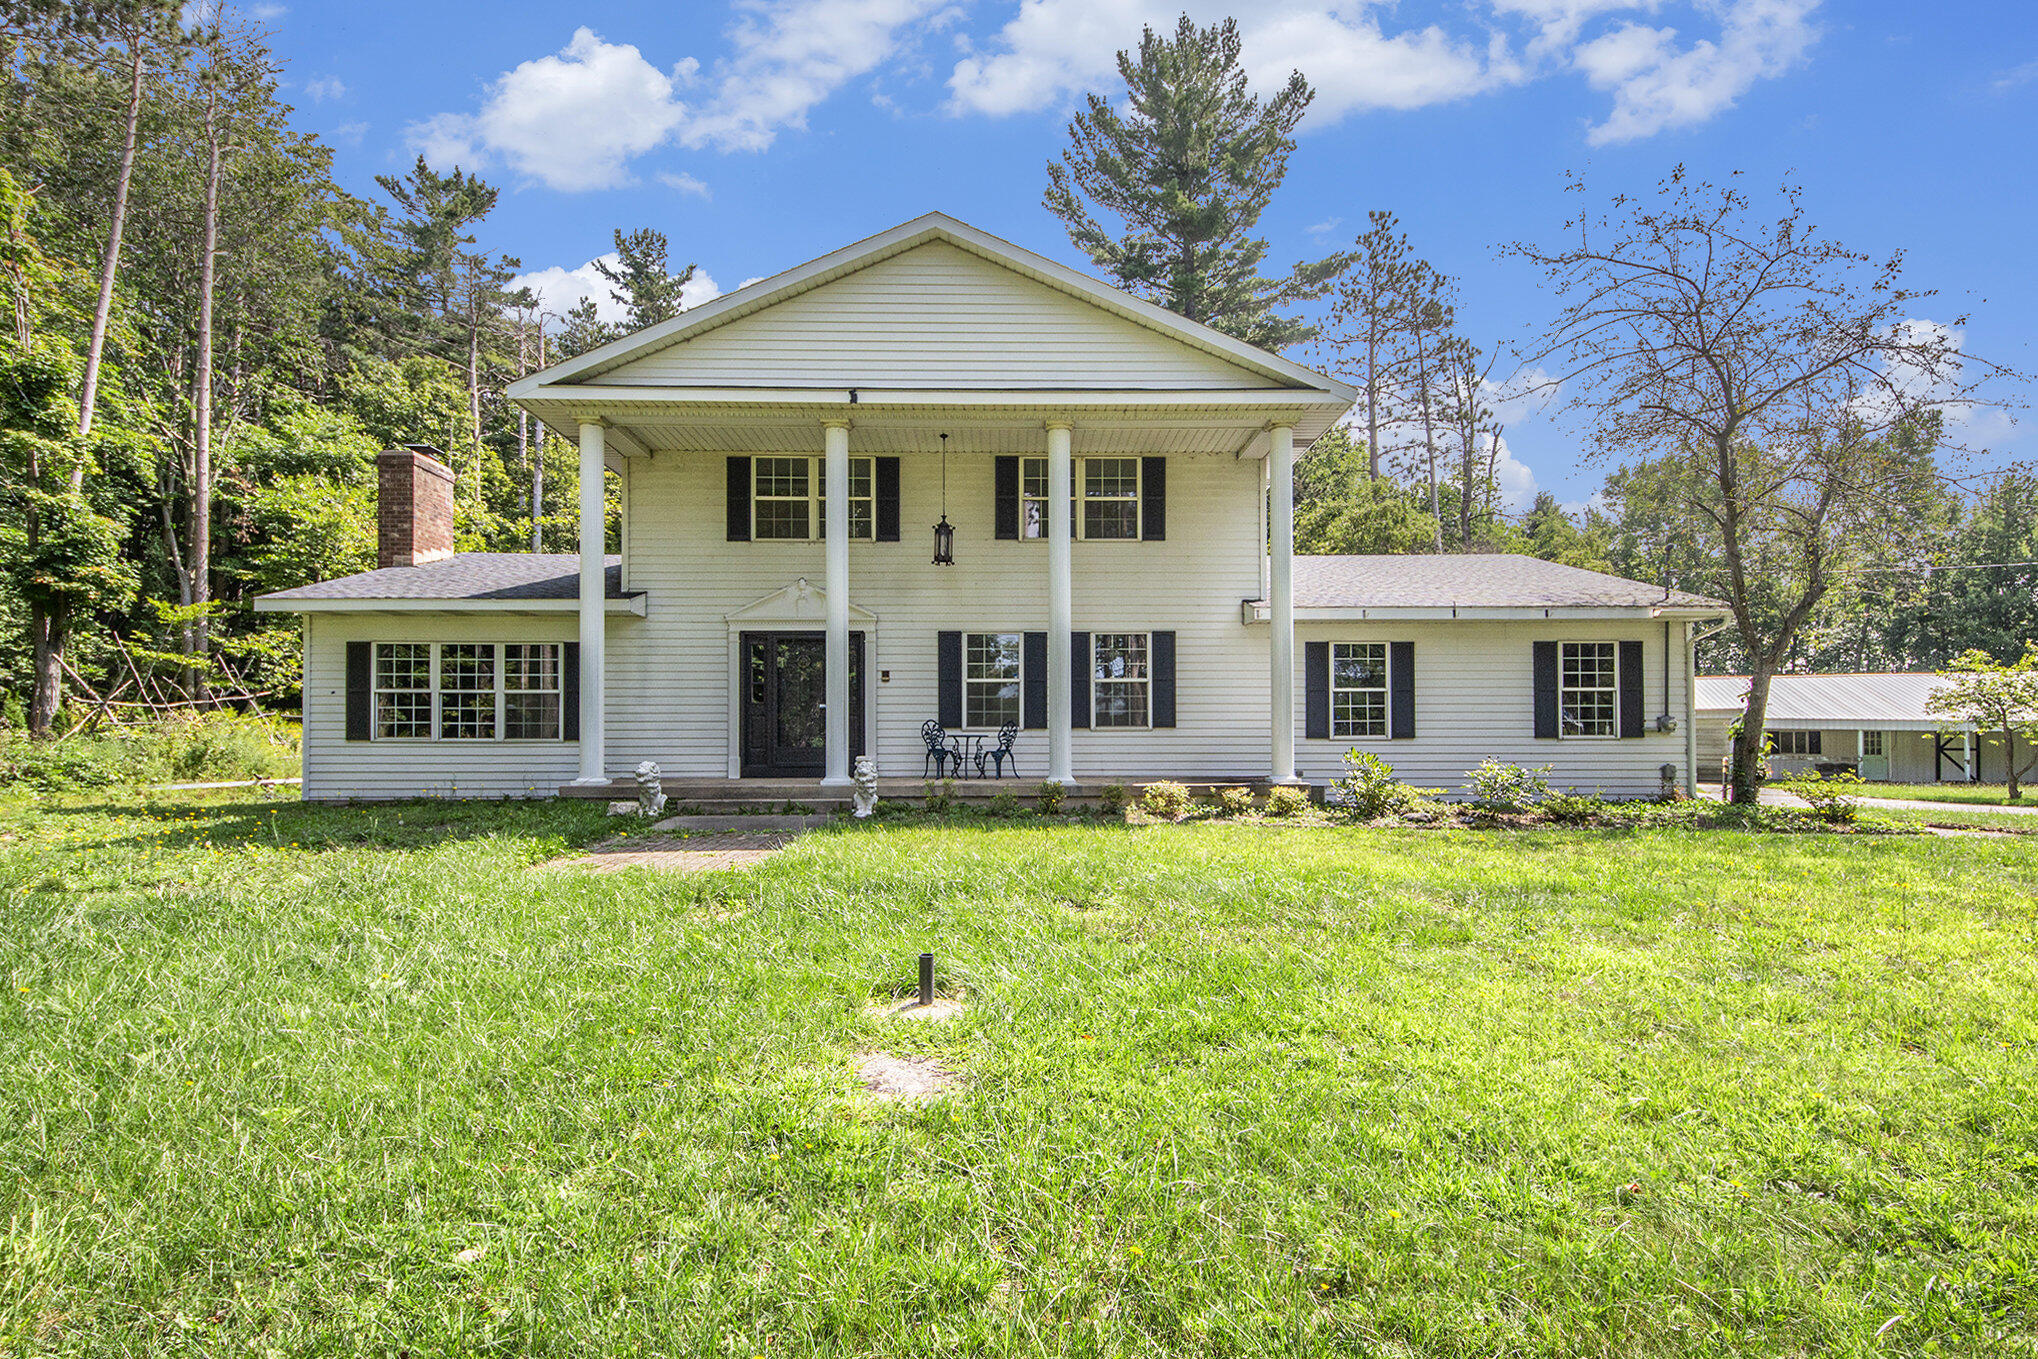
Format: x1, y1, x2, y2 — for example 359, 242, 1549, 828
512, 213, 1354, 400
724, 579, 877, 625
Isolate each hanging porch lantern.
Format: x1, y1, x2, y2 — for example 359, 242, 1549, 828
932, 432, 956, 565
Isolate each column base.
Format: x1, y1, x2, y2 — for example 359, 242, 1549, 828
569, 774, 610, 786
1269, 774, 1309, 787
819, 776, 854, 788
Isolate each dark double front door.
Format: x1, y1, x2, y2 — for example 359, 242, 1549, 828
740, 631, 865, 777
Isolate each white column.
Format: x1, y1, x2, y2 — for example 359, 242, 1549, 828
822, 420, 852, 786
572, 419, 607, 784
1046, 422, 1075, 785
1964, 729, 1975, 783
1269, 422, 1299, 783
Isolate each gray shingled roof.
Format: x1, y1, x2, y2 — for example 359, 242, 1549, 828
1291, 555, 1724, 611
259, 554, 625, 602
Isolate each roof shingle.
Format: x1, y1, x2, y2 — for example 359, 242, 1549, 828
1289, 555, 1723, 611
258, 553, 624, 603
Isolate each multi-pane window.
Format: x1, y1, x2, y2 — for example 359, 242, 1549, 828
504, 644, 563, 740
1331, 642, 1389, 738
370, 642, 564, 741
1773, 729, 1821, 756
374, 643, 432, 739
753, 456, 873, 541
964, 632, 1023, 728
1017, 457, 1141, 540
1092, 633, 1150, 728
438, 644, 497, 739
1558, 641, 1618, 737
1081, 458, 1140, 539
1860, 730, 1884, 757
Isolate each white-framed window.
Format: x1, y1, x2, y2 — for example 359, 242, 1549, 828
753, 456, 874, 541
1018, 456, 1140, 540
1092, 632, 1150, 728
1773, 729, 1821, 756
374, 643, 432, 739
1559, 641, 1618, 738
1331, 642, 1389, 738
964, 632, 1023, 728
1860, 730, 1884, 757
371, 642, 563, 741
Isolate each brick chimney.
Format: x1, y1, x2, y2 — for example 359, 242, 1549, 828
377, 445, 456, 569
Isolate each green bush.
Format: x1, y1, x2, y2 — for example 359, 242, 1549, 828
986, 789, 1022, 819
0, 712, 300, 792
1263, 785, 1310, 818
1097, 783, 1129, 817
1541, 791, 1606, 825
922, 779, 956, 813
1216, 785, 1255, 817
1334, 749, 1420, 819
1777, 769, 1862, 823
1140, 780, 1193, 822
1034, 781, 1065, 815
1465, 759, 1552, 813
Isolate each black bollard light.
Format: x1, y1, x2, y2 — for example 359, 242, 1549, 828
918, 952, 935, 1008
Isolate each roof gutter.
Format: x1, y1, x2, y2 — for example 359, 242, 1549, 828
253, 595, 648, 616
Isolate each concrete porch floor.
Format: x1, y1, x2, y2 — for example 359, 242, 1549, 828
558, 775, 1298, 809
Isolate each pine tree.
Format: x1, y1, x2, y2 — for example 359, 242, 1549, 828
593, 227, 695, 333
1044, 14, 1341, 351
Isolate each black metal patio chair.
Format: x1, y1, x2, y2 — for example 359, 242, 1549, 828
921, 720, 955, 779
979, 721, 1019, 779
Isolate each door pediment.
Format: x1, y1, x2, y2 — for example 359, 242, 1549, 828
724, 578, 878, 626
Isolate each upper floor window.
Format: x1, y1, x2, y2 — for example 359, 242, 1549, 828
1559, 641, 1618, 738
1017, 456, 1141, 540
964, 632, 1023, 728
1331, 642, 1389, 738
753, 455, 873, 541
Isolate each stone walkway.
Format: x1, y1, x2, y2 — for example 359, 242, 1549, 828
1705, 785, 2038, 816
552, 831, 796, 872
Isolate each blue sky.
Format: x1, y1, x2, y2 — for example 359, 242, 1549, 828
265, 0, 2037, 510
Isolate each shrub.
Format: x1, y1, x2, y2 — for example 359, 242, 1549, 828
1465, 759, 1551, 813
1216, 785, 1256, 817
1541, 791, 1606, 825
1140, 780, 1193, 822
0, 711, 300, 792
1777, 769, 1862, 823
1263, 785, 1310, 818
1333, 749, 1420, 819
1096, 783, 1129, 817
923, 779, 956, 813
1034, 780, 1065, 815
986, 789, 1023, 819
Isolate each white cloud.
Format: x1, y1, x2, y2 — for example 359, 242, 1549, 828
1579, 0, 1819, 145
249, 2, 287, 18
658, 171, 713, 197
408, 28, 695, 191
513, 256, 722, 328
1487, 432, 1540, 513
330, 120, 368, 147
1993, 58, 2038, 92
681, 0, 960, 151
304, 75, 346, 102
948, 0, 1816, 144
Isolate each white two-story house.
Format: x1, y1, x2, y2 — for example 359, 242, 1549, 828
256, 213, 1723, 802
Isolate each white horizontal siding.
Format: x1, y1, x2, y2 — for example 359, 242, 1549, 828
300, 613, 580, 800
592, 242, 1281, 391
1293, 620, 1694, 799
1695, 720, 2009, 785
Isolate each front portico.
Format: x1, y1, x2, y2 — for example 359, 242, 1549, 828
508, 212, 1355, 795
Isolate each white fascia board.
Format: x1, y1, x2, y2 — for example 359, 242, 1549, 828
253, 596, 648, 616
510, 212, 1357, 401
519, 385, 1352, 409
1259, 604, 1724, 622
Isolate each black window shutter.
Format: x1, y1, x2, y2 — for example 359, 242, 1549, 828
936, 631, 963, 729
1619, 639, 1645, 738
562, 641, 580, 741
1141, 457, 1166, 541
1390, 641, 1416, 739
1022, 632, 1047, 729
1532, 641, 1560, 739
851, 632, 866, 754
875, 457, 901, 542
345, 641, 372, 741
1070, 630, 1090, 729
726, 456, 751, 541
994, 456, 1019, 540
1150, 630, 1176, 727
1304, 641, 1330, 740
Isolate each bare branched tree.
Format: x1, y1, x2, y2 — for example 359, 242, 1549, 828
1509, 168, 2023, 802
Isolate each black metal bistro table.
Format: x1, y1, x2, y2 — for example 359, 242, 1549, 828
945, 731, 989, 777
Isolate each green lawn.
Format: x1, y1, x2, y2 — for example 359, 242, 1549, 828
1856, 783, 2031, 808
4, 793, 2036, 1356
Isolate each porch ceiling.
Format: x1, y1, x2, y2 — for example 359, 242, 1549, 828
517, 390, 1348, 459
